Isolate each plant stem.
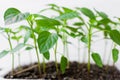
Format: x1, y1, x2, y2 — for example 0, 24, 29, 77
7, 33, 14, 75
32, 29, 41, 75
83, 46, 86, 63
66, 41, 70, 67
62, 20, 69, 67
42, 57, 46, 74
17, 41, 22, 70
54, 42, 58, 73
27, 20, 41, 75
63, 32, 66, 56
107, 42, 114, 66
78, 38, 80, 63
103, 38, 108, 63
29, 51, 33, 64
87, 27, 92, 73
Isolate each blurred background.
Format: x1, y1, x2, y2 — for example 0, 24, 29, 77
0, 0, 120, 77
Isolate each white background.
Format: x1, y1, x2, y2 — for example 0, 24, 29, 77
0, 0, 120, 77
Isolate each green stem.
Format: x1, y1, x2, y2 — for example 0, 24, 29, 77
54, 42, 58, 73
113, 44, 117, 66
78, 38, 80, 63
32, 29, 41, 75
29, 51, 33, 64
62, 20, 69, 67
63, 33, 66, 56
66, 41, 70, 67
17, 41, 22, 70
87, 27, 92, 73
103, 38, 108, 62
7, 33, 14, 75
27, 20, 41, 75
42, 57, 46, 74
107, 42, 114, 66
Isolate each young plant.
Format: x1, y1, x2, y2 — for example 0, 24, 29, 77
26, 15, 42, 75
2, 7, 29, 76
0, 27, 25, 76
35, 15, 61, 73
76, 7, 104, 73
47, 4, 80, 68
11, 28, 23, 70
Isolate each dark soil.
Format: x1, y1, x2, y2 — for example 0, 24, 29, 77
4, 61, 120, 80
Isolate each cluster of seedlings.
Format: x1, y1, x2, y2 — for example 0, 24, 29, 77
0, 4, 120, 79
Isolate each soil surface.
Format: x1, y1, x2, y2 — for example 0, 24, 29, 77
4, 61, 120, 80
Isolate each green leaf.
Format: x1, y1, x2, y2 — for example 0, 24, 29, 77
73, 22, 84, 26
48, 4, 60, 9
24, 30, 31, 43
66, 26, 78, 32
11, 43, 25, 53
109, 30, 120, 45
112, 48, 119, 63
95, 9, 108, 19
62, 7, 73, 13
43, 51, 50, 60
92, 53, 103, 67
60, 56, 68, 74
98, 19, 111, 25
19, 25, 31, 30
11, 36, 22, 41
36, 18, 60, 26
0, 50, 9, 58
55, 11, 78, 20
4, 28, 12, 33
37, 31, 58, 53
81, 36, 88, 44
25, 46, 34, 50
78, 7, 95, 19
35, 18, 60, 31
4, 8, 29, 25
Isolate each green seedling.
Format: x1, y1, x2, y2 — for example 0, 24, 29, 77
0, 27, 25, 76
35, 15, 60, 73
11, 28, 23, 70
46, 4, 80, 69
3, 7, 29, 76
76, 7, 96, 73
0, 5, 120, 78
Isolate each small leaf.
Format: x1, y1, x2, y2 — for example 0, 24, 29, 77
73, 22, 84, 26
36, 18, 60, 27
66, 26, 78, 32
60, 56, 68, 74
95, 9, 108, 19
92, 53, 103, 67
11, 43, 25, 53
35, 18, 60, 31
4, 8, 29, 25
37, 31, 58, 53
109, 30, 120, 45
24, 30, 31, 43
43, 51, 50, 60
62, 7, 73, 13
78, 7, 95, 19
25, 46, 34, 50
81, 36, 88, 44
55, 11, 78, 20
19, 25, 31, 30
0, 50, 9, 58
11, 36, 22, 41
48, 4, 60, 9
112, 48, 119, 63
